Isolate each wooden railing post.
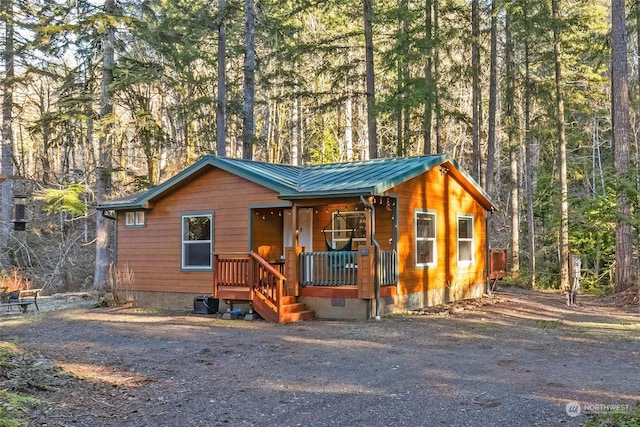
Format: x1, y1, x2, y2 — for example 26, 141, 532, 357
276, 276, 283, 323
284, 246, 302, 296
357, 245, 375, 299
213, 254, 219, 298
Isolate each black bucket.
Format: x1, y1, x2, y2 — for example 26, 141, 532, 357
193, 296, 219, 314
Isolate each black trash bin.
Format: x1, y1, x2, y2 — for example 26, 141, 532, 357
193, 296, 219, 314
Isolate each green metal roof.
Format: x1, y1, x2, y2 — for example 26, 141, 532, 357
290, 155, 449, 197
99, 154, 496, 211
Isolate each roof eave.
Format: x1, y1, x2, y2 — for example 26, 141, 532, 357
280, 188, 376, 200
101, 155, 302, 211
98, 202, 145, 211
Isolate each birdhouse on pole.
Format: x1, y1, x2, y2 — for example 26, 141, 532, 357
13, 195, 27, 231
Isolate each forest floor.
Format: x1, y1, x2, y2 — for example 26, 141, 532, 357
0, 285, 638, 427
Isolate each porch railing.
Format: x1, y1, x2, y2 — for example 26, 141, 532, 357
214, 254, 250, 288
299, 251, 358, 286
379, 250, 399, 285
299, 249, 398, 287
213, 253, 285, 317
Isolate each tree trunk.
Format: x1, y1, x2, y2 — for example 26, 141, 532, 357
505, 1, 520, 275
611, 0, 634, 291
216, 0, 227, 157
292, 94, 302, 165
423, 0, 433, 155
242, 0, 256, 160
345, 96, 353, 161
363, 0, 378, 159
1, 0, 14, 243
94, 0, 116, 290
524, 14, 536, 289
398, 0, 410, 157
434, 0, 441, 152
510, 147, 520, 274
485, 0, 497, 196
552, 0, 569, 292
471, 0, 481, 181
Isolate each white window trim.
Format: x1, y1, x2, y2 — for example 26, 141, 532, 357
415, 209, 437, 268
457, 214, 474, 266
125, 211, 146, 227
181, 213, 213, 270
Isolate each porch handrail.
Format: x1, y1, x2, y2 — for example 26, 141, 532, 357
249, 252, 286, 320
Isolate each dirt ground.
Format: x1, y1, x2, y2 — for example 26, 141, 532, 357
0, 286, 638, 427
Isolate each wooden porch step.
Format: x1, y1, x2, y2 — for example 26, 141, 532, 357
251, 291, 315, 323
277, 301, 315, 323
280, 302, 307, 314
280, 309, 315, 323
281, 295, 296, 305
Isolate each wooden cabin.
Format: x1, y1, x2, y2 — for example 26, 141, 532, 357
99, 154, 497, 322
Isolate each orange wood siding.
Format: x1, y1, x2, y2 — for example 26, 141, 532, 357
391, 168, 488, 298
115, 167, 284, 295
375, 203, 395, 252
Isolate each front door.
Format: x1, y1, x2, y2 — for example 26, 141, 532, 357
283, 208, 313, 252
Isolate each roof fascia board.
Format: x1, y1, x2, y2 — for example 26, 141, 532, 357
442, 159, 497, 211
132, 156, 215, 207
105, 155, 300, 210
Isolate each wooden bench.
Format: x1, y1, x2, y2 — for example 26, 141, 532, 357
2, 289, 41, 313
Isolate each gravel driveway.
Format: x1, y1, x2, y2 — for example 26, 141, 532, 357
1, 287, 638, 426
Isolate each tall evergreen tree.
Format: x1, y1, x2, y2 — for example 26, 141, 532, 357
217, 0, 227, 157
471, 0, 481, 181
423, 0, 433, 155
485, 0, 497, 195
242, 0, 256, 159
504, 0, 520, 275
363, 0, 378, 159
0, 0, 14, 242
611, 0, 634, 291
552, 0, 569, 292
94, 0, 117, 289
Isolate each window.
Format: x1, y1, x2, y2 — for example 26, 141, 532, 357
331, 211, 366, 249
125, 211, 146, 227
457, 215, 474, 264
415, 210, 436, 267
182, 213, 213, 269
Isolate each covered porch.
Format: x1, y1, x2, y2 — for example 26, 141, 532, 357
213, 247, 399, 322
213, 196, 400, 321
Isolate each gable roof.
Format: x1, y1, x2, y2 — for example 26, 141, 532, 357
99, 154, 497, 211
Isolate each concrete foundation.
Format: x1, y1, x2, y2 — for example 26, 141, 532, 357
128, 281, 485, 319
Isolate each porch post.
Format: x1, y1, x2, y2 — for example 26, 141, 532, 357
361, 195, 381, 320
285, 204, 300, 296
292, 205, 299, 248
